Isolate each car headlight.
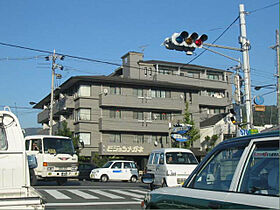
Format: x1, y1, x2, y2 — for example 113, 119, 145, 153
166, 170, 176, 176
71, 166, 78, 171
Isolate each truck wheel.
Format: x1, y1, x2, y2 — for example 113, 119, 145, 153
30, 169, 37, 186
57, 178, 67, 186
130, 175, 137, 183
100, 175, 108, 182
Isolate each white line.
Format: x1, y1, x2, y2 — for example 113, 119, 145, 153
88, 189, 125, 199
44, 190, 71, 200
68, 189, 99, 199
108, 189, 144, 199
128, 189, 148, 194
45, 201, 141, 207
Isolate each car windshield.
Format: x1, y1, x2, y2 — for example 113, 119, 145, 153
102, 161, 113, 168
166, 152, 198, 164
43, 138, 75, 155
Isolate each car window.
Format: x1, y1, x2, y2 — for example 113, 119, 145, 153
148, 153, 154, 164
239, 140, 279, 196
25, 140, 30, 150
0, 127, 8, 150
153, 153, 160, 164
130, 162, 137, 168
166, 152, 198, 164
124, 162, 131, 169
111, 162, 122, 169
190, 145, 245, 191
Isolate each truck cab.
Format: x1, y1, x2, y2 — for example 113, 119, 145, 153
25, 135, 79, 185
0, 108, 44, 209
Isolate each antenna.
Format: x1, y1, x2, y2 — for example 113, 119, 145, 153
138, 44, 149, 53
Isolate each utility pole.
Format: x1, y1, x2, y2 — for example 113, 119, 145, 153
49, 49, 56, 136
239, 4, 253, 130
47, 50, 64, 135
270, 30, 279, 126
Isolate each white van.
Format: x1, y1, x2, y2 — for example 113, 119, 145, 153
146, 148, 198, 188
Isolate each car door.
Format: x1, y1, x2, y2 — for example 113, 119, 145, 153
109, 162, 123, 180
154, 142, 248, 209
152, 153, 161, 185
156, 153, 166, 185
222, 137, 279, 209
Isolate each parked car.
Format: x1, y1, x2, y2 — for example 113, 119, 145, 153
145, 148, 198, 189
142, 131, 279, 209
78, 162, 97, 181
90, 160, 138, 182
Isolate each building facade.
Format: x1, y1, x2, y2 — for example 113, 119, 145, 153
34, 52, 232, 168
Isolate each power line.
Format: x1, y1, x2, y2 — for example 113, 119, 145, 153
248, 2, 279, 14
186, 16, 240, 64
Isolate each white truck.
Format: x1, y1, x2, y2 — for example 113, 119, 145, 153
25, 135, 79, 185
0, 108, 44, 209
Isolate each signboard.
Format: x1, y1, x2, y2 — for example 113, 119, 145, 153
255, 105, 265, 112
171, 134, 190, 142
238, 129, 259, 136
254, 95, 264, 105
172, 124, 192, 134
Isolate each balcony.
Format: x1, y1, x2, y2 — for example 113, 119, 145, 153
38, 109, 50, 123
52, 120, 75, 133
99, 94, 183, 111
99, 118, 169, 133
194, 95, 230, 107
53, 96, 74, 115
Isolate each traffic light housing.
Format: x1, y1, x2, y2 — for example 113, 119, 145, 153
164, 31, 208, 55
229, 105, 241, 125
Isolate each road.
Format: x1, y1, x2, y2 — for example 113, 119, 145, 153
34, 180, 149, 209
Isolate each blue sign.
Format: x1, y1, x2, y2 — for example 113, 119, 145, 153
254, 95, 264, 105
171, 134, 190, 142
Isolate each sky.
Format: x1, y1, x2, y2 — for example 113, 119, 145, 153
0, 0, 279, 128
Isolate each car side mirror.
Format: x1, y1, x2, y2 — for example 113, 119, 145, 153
141, 173, 154, 184
27, 155, 38, 169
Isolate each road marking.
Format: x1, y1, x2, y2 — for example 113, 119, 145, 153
88, 189, 124, 199
45, 201, 141, 207
44, 190, 71, 199
128, 189, 148, 194
68, 190, 99, 199
108, 189, 144, 199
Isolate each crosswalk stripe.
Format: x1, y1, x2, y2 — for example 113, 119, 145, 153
44, 190, 71, 199
128, 189, 148, 194
68, 190, 99, 199
108, 189, 144, 199
88, 189, 125, 199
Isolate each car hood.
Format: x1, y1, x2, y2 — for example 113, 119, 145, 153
164, 164, 197, 175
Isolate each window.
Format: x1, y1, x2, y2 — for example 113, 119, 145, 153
31, 139, 42, 151
110, 87, 121, 95
109, 109, 121, 119
77, 108, 91, 121
159, 153, 164, 165
239, 141, 279, 196
148, 153, 155, 164
207, 74, 219, 80
25, 140, 30, 150
134, 135, 145, 144
111, 162, 122, 169
0, 128, 8, 150
153, 153, 160, 164
109, 134, 121, 143
133, 111, 144, 120
78, 85, 91, 97
124, 162, 131, 169
133, 88, 143, 97
78, 132, 91, 145
191, 145, 245, 191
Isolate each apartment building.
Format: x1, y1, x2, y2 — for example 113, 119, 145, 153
34, 51, 232, 167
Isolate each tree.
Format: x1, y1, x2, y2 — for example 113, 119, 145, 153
55, 121, 81, 156
172, 102, 200, 148
204, 135, 218, 152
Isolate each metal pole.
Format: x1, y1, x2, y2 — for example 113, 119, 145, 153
239, 4, 253, 130
275, 30, 279, 125
49, 49, 56, 135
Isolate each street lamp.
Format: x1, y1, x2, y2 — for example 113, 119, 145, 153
29, 102, 37, 105
254, 84, 276, 90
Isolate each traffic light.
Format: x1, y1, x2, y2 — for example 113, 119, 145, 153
229, 105, 241, 125
163, 31, 208, 55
